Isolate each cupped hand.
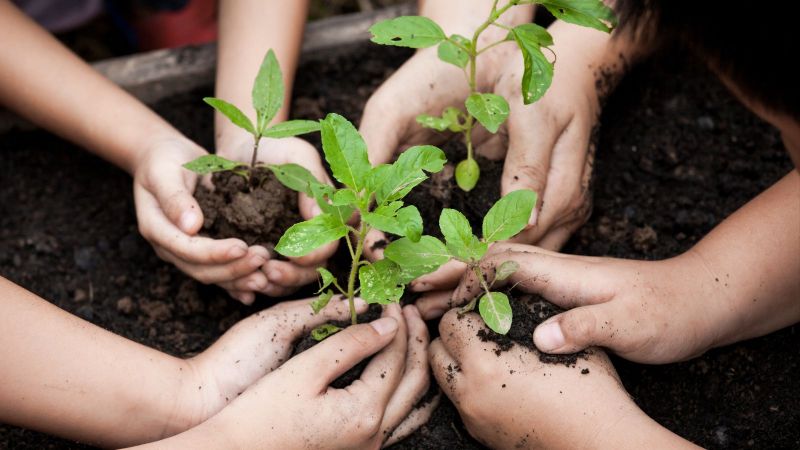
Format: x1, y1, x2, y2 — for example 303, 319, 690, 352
429, 309, 697, 449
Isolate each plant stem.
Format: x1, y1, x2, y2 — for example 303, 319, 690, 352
250, 134, 260, 168
346, 222, 368, 325
475, 265, 493, 298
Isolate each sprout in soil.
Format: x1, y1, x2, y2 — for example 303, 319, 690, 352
369, 0, 616, 191
182, 49, 322, 181
272, 113, 447, 340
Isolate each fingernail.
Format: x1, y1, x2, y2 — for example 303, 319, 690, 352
370, 317, 398, 336
250, 256, 266, 267
529, 207, 539, 226
269, 269, 283, 282
403, 305, 421, 319
247, 280, 264, 291
227, 245, 247, 259
179, 211, 199, 233
534, 321, 565, 352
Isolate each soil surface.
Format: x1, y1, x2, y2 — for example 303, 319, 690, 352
1, 37, 797, 450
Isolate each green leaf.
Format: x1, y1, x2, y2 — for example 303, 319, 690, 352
397, 264, 440, 284
494, 260, 519, 282
252, 49, 284, 133
268, 163, 319, 195
437, 34, 470, 68
262, 120, 321, 139
311, 323, 342, 341
275, 214, 347, 257
465, 93, 509, 134
385, 235, 450, 269
442, 107, 466, 132
439, 209, 487, 262
416, 114, 451, 132
479, 291, 512, 335
362, 203, 422, 241
183, 154, 243, 174
377, 145, 446, 204
536, 0, 617, 33
320, 113, 371, 191
369, 16, 446, 49
455, 158, 480, 192
203, 98, 255, 135
397, 206, 423, 242
509, 25, 554, 105
316, 267, 336, 293
359, 259, 404, 305
482, 190, 538, 243
311, 290, 334, 314
332, 189, 358, 206
367, 164, 392, 194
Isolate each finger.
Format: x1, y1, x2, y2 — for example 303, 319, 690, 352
225, 289, 255, 305
533, 303, 618, 355
259, 282, 299, 298
383, 393, 441, 447
415, 290, 458, 320
409, 259, 467, 292
363, 228, 388, 262
380, 306, 430, 437
429, 338, 465, 402
360, 84, 410, 166
535, 224, 576, 251
288, 240, 338, 267
437, 309, 486, 366
271, 295, 369, 343
263, 259, 323, 288
155, 245, 268, 285
135, 185, 249, 264
287, 315, 399, 392
217, 271, 269, 293
140, 165, 204, 235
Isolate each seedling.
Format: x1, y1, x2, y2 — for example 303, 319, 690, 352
272, 113, 447, 339
392, 189, 537, 334
182, 49, 322, 180
370, 0, 616, 191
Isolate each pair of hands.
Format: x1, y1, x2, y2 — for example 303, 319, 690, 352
158, 298, 433, 449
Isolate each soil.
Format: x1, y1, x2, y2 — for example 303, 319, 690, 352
194, 168, 301, 249
1, 37, 798, 450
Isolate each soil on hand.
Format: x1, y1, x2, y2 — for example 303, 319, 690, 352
194, 167, 301, 250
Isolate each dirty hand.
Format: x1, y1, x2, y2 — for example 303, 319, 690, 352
429, 309, 697, 449
217, 133, 338, 300
146, 304, 433, 449
133, 135, 271, 305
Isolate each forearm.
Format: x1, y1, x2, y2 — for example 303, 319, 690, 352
0, 277, 200, 447
215, 0, 308, 152
0, 1, 185, 174
673, 171, 800, 347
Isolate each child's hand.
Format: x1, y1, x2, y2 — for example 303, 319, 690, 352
428, 309, 698, 449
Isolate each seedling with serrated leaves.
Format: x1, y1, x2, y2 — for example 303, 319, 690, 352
391, 189, 537, 334
272, 113, 447, 340
182, 49, 322, 180
370, 0, 616, 191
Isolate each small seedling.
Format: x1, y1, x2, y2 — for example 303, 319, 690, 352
393, 189, 537, 334
370, 0, 616, 191
182, 49, 322, 180
272, 113, 447, 340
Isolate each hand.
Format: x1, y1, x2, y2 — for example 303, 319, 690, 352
146, 304, 433, 449
133, 135, 271, 304
217, 133, 339, 299
428, 309, 698, 449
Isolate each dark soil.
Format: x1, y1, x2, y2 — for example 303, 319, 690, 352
194, 167, 301, 249
0, 37, 797, 450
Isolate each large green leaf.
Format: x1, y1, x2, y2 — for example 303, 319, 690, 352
203, 97, 254, 135
437, 34, 471, 68
482, 190, 538, 243
262, 120, 321, 138
369, 16, 446, 48
252, 49, 284, 133
439, 209, 487, 262
384, 235, 450, 269
362, 204, 422, 242
268, 163, 319, 195
377, 145, 446, 203
183, 154, 243, 175
465, 93, 509, 134
479, 291, 512, 334
536, 0, 617, 33
359, 259, 404, 305
320, 113, 372, 191
509, 25, 554, 105
275, 214, 347, 257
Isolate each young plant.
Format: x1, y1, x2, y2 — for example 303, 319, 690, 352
182, 49, 322, 180
388, 189, 537, 334
272, 113, 447, 339
369, 0, 616, 191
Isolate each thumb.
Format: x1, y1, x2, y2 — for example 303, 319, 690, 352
360, 93, 406, 166
148, 172, 203, 235
533, 303, 614, 354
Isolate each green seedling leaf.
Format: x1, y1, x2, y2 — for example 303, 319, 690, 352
367, 164, 392, 194
438, 34, 471, 68
537, 0, 617, 33
311, 290, 334, 314
455, 158, 480, 191
459, 297, 477, 314
385, 235, 450, 269
363, 204, 423, 242
263, 120, 321, 138
439, 209, 487, 262
465, 93, 509, 134
377, 145, 446, 203
332, 189, 358, 206
268, 163, 319, 195
509, 25, 554, 104
416, 114, 451, 132
397, 205, 423, 242
494, 260, 520, 282
316, 267, 336, 293
369, 16, 446, 48
253, 49, 284, 133
203, 97, 255, 135
320, 113, 371, 191
183, 154, 243, 174
359, 259, 404, 305
275, 213, 347, 257
479, 291, 512, 334
442, 107, 466, 132
397, 264, 440, 284
311, 323, 342, 341
482, 189, 538, 243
